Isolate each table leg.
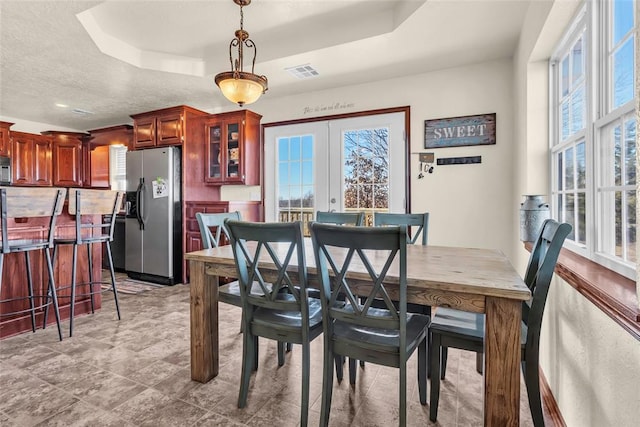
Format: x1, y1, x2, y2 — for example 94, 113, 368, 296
484, 297, 521, 426
190, 260, 219, 383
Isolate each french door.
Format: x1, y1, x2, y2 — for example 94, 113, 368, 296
264, 112, 406, 229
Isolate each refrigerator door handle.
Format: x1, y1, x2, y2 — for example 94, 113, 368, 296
136, 178, 145, 230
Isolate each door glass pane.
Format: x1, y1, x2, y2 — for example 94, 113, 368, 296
343, 127, 390, 221
277, 135, 315, 231
227, 123, 239, 179
209, 125, 221, 179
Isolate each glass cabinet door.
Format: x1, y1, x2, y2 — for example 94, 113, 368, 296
226, 122, 240, 180
208, 124, 222, 180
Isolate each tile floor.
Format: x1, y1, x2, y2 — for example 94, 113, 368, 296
0, 282, 547, 426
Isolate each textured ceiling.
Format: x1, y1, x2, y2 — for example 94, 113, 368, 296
0, 0, 531, 132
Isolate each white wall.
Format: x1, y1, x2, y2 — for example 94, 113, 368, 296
0, 115, 83, 134
541, 277, 640, 427
228, 58, 517, 260
514, 1, 640, 426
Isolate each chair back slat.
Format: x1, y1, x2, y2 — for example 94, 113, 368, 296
0, 187, 66, 253
316, 211, 365, 226
196, 211, 241, 249
0, 187, 66, 218
68, 189, 122, 215
374, 212, 429, 245
226, 220, 309, 315
310, 222, 407, 331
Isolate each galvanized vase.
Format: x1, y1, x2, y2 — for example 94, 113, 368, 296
520, 195, 550, 242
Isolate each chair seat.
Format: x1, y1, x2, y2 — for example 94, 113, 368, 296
253, 297, 323, 332
333, 311, 430, 354
54, 235, 111, 245
1, 238, 50, 252
430, 307, 527, 347
218, 280, 273, 306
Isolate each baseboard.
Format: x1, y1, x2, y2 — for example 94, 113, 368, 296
539, 367, 567, 427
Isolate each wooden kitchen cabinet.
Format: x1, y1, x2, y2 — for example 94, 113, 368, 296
11, 131, 52, 186
131, 105, 207, 150
0, 121, 13, 157
43, 131, 87, 187
204, 110, 261, 185
183, 200, 261, 282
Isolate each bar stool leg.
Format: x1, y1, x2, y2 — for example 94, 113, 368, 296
105, 241, 121, 320
24, 252, 37, 333
0, 253, 4, 294
87, 242, 95, 314
69, 243, 78, 337
42, 245, 57, 329
44, 247, 63, 341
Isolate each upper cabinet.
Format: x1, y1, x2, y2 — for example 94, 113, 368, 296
42, 131, 87, 187
11, 131, 52, 186
131, 105, 207, 150
86, 125, 133, 189
204, 110, 262, 185
0, 121, 13, 157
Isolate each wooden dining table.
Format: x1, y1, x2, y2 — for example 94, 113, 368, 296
185, 241, 531, 426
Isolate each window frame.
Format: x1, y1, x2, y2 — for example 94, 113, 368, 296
550, 0, 636, 280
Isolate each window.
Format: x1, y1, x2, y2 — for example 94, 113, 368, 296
109, 144, 127, 191
550, 0, 636, 279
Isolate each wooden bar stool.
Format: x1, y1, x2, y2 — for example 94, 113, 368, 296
0, 187, 66, 341
46, 189, 124, 337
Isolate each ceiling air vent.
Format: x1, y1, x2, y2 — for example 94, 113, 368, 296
71, 108, 94, 116
285, 64, 319, 79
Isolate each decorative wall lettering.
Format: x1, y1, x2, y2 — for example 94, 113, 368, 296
424, 113, 496, 148
302, 102, 355, 115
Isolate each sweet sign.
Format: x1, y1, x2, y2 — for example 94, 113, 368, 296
424, 113, 496, 148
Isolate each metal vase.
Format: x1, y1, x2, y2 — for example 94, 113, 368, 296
520, 195, 550, 242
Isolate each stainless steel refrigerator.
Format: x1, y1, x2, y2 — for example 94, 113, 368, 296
125, 146, 181, 285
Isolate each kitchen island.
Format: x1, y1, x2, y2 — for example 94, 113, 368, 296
0, 193, 104, 338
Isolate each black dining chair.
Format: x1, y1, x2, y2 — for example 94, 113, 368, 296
315, 210, 365, 226
310, 222, 429, 426
225, 220, 322, 427
428, 218, 572, 426
345, 211, 432, 384
196, 211, 289, 367
374, 212, 429, 245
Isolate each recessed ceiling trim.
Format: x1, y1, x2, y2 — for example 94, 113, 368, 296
76, 9, 205, 77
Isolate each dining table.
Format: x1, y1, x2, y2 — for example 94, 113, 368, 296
185, 241, 531, 426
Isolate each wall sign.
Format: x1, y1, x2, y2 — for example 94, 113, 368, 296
424, 113, 496, 148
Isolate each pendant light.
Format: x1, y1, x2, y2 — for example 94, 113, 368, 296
214, 0, 268, 107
